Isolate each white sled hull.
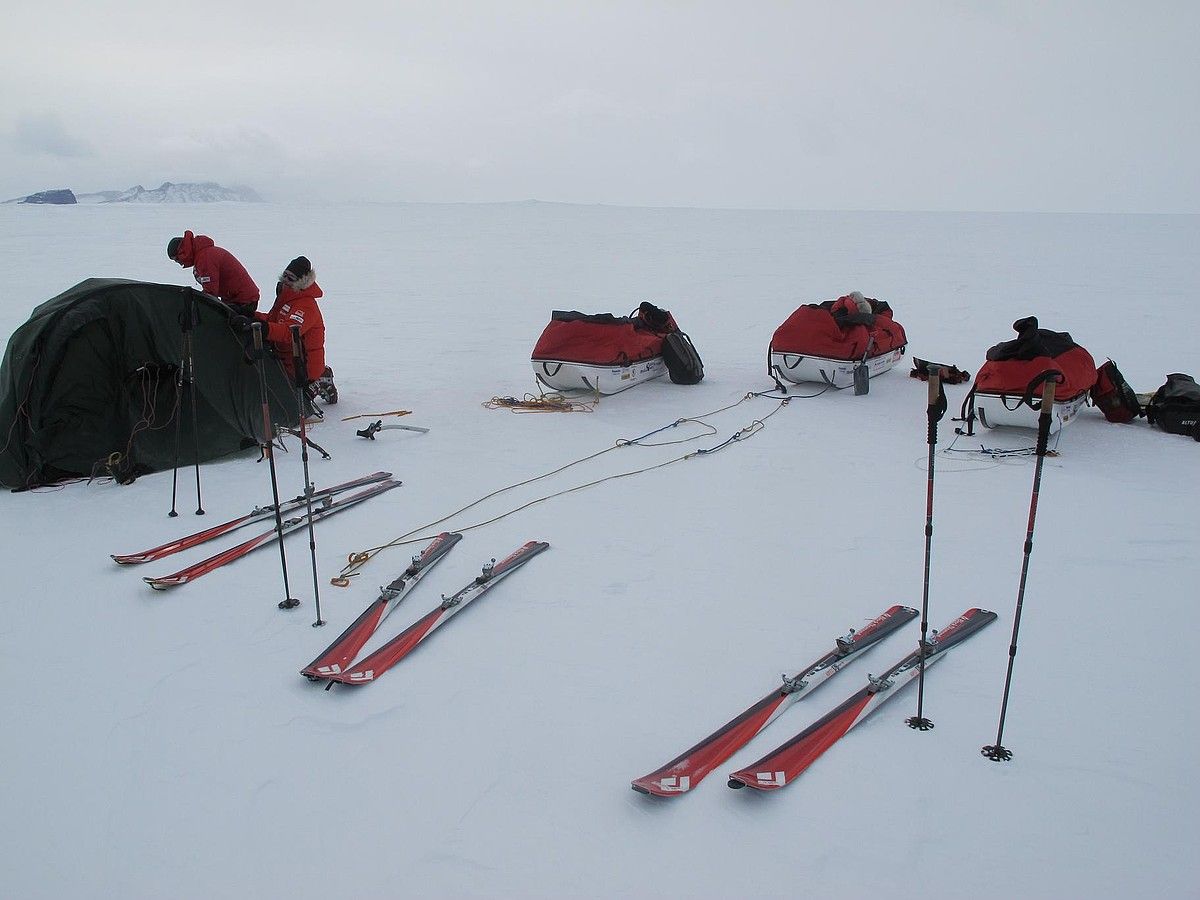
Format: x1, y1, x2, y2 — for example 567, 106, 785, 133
769, 348, 905, 389
532, 357, 668, 395
974, 390, 1088, 433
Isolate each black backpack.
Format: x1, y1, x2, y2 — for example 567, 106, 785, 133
1146, 373, 1200, 439
662, 331, 704, 385
632, 301, 705, 385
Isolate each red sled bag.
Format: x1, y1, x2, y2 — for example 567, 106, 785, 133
1090, 359, 1143, 423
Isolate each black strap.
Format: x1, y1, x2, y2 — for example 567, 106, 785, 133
1020, 369, 1065, 411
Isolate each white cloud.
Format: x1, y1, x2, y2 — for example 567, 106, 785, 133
11, 112, 92, 158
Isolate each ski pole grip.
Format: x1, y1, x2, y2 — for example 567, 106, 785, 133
1040, 379, 1057, 416
1035, 379, 1057, 457
926, 370, 947, 436
251, 322, 264, 355
289, 324, 309, 389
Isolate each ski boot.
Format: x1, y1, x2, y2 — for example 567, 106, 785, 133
313, 366, 338, 404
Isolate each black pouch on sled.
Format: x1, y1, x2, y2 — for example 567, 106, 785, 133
1090, 359, 1142, 423
662, 332, 704, 384
1146, 373, 1200, 438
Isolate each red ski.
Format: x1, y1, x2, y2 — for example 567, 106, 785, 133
301, 532, 462, 680
112, 471, 393, 564
727, 607, 997, 792
631, 605, 917, 797
327, 540, 549, 686
143, 479, 401, 590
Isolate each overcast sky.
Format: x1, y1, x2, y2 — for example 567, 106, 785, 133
2, 1, 1197, 212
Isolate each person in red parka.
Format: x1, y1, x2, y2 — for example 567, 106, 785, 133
251, 256, 336, 405
167, 230, 260, 315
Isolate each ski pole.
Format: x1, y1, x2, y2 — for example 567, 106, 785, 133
168, 302, 186, 517
184, 293, 204, 514
982, 373, 1061, 762
291, 324, 325, 627
907, 368, 947, 731
252, 323, 298, 611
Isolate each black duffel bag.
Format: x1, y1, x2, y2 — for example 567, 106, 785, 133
1146, 373, 1200, 440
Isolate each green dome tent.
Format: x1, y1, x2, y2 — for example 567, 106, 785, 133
0, 279, 301, 490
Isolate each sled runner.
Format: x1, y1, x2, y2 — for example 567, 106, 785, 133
961, 317, 1096, 434
530, 302, 701, 395
768, 293, 907, 390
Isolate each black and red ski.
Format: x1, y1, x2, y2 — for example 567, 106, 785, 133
727, 607, 997, 792
113, 471, 394, 565
143, 479, 402, 590
326, 540, 549, 686
631, 605, 918, 797
301, 532, 463, 681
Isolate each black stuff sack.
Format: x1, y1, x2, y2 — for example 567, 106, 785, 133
1091, 359, 1142, 423
662, 332, 704, 384
1146, 373, 1200, 439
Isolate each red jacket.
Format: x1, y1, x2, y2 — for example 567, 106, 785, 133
256, 278, 326, 383
173, 231, 260, 309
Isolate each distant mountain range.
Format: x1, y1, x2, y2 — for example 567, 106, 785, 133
6, 182, 263, 204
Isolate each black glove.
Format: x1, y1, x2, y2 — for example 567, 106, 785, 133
229, 315, 251, 331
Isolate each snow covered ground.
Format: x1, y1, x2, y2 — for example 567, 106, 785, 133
2, 202, 1197, 899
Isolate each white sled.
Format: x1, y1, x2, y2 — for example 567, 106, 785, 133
533, 357, 668, 395
769, 347, 905, 389
972, 390, 1089, 433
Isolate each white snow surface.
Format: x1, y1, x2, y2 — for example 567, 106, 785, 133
1, 202, 1198, 899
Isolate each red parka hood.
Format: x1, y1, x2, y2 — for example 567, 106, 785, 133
173, 230, 215, 267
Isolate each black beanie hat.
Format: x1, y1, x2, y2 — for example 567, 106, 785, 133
167, 236, 183, 260
284, 256, 312, 280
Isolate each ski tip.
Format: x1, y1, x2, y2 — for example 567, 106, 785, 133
143, 577, 173, 591
727, 778, 746, 790
630, 783, 653, 796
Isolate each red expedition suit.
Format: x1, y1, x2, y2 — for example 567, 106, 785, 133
172, 230, 260, 312
255, 275, 326, 384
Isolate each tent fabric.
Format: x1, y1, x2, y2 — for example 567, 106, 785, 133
531, 310, 667, 366
0, 279, 300, 489
770, 299, 907, 361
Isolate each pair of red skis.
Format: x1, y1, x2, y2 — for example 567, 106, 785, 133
111, 471, 401, 589
301, 534, 549, 687
631, 605, 996, 796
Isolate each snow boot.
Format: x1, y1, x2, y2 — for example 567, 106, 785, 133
313, 366, 338, 404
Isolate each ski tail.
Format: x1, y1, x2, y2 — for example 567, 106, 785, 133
841, 604, 920, 652
631, 605, 917, 798
329, 540, 549, 686
113, 471, 393, 565
300, 532, 461, 680
727, 608, 996, 792
489, 540, 550, 576
112, 514, 254, 565
143, 479, 401, 590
